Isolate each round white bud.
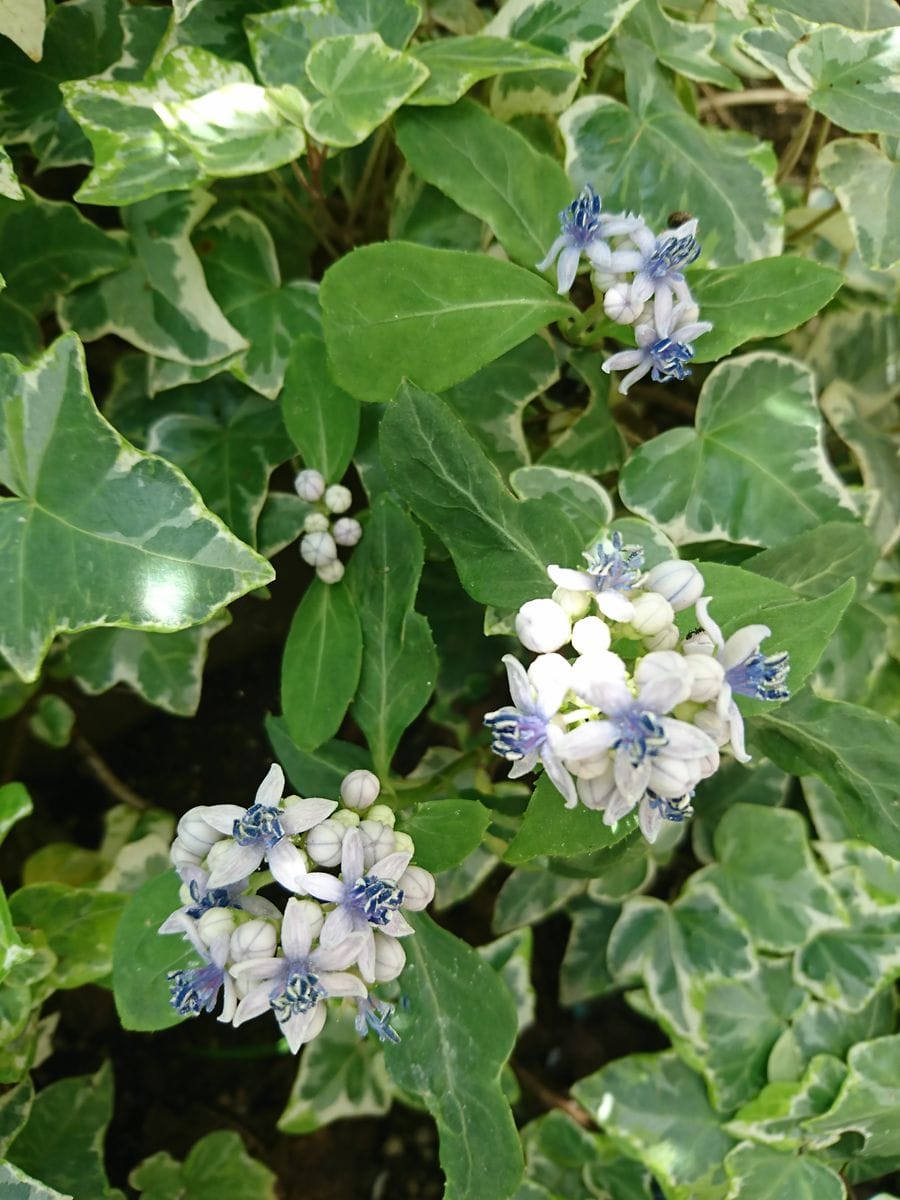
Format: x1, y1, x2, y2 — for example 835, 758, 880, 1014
367, 804, 395, 829
635, 651, 691, 699
552, 586, 592, 620
629, 592, 675, 637
340, 769, 380, 811
197, 907, 236, 945
603, 284, 644, 325
359, 820, 395, 868
332, 517, 362, 547
683, 630, 716, 657
300, 530, 337, 567
698, 747, 721, 779
398, 865, 435, 911
294, 468, 326, 502
645, 560, 705, 612
515, 598, 571, 653
324, 484, 353, 514
568, 752, 613, 781
305, 819, 346, 867
694, 706, 729, 746
571, 616, 611, 656
592, 268, 619, 291
229, 918, 276, 961
170, 839, 203, 870
373, 932, 406, 982
316, 558, 345, 584
392, 831, 415, 856
648, 757, 701, 799
303, 512, 330, 535
643, 624, 680, 652
332, 808, 360, 829
205, 838, 234, 869
291, 899, 325, 943
176, 808, 223, 857
686, 654, 725, 703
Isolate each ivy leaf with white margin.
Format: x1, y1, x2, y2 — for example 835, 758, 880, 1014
788, 25, 900, 136
561, 38, 782, 266
511, 466, 614, 550
0, 148, 23, 200
407, 35, 578, 107
0, 334, 273, 682
478, 928, 535, 1034
819, 139, 900, 270
483, 0, 641, 116
723, 1141, 846, 1200
494, 861, 586, 933
384, 913, 524, 1200
59, 191, 247, 368
619, 353, 856, 547
0, 1160, 70, 1198
806, 305, 900, 408
304, 33, 428, 148
622, 0, 741, 89
803, 1034, 900, 1158
59, 616, 230, 718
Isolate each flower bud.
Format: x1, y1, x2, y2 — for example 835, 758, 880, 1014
176, 808, 223, 857
294, 468, 326, 502
567, 751, 613, 781
300, 530, 337, 567
230, 917, 276, 961
399, 865, 435, 911
571, 650, 627, 704
170, 838, 203, 870
694, 705, 730, 746
648, 757, 701, 799
698, 747, 720, 779
205, 838, 235, 869
644, 560, 705, 612
359, 820, 395, 867
683, 630, 716, 656
305, 819, 346, 867
332, 517, 362, 547
635, 651, 691, 705
392, 831, 415, 856
340, 769, 380, 811
603, 284, 644, 325
292, 899, 325, 943
643, 624, 680, 652
317, 558, 345, 584
368, 804, 395, 829
592, 268, 619, 291
324, 484, 352, 514
515, 598, 571, 653
571, 615, 611, 655
629, 592, 675, 637
332, 808, 360, 829
198, 907, 236, 945
373, 932, 406, 982
303, 512, 330, 534
686, 654, 725, 703
552, 586, 592, 620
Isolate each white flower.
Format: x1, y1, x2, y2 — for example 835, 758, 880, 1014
629, 592, 675, 637
548, 532, 645, 623
294, 468, 325, 502
571, 616, 611, 655
644, 559, 705, 612
603, 283, 644, 325
601, 299, 712, 395
515, 598, 571, 653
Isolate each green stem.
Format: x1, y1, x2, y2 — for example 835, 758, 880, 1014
804, 114, 831, 201
776, 106, 816, 184
785, 200, 841, 244
347, 124, 392, 234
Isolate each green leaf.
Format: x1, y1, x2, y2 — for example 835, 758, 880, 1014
572, 1052, 735, 1199
689, 258, 843, 363
9, 883, 127, 989
395, 100, 571, 268
760, 0, 900, 28
511, 465, 613, 548
803, 1035, 900, 1157
266, 715, 372, 800
560, 42, 781, 266
505, 774, 639, 864
281, 580, 363, 752
130, 1129, 277, 1200
807, 305, 900, 406
0, 334, 272, 682
750, 690, 900, 859
0, 782, 32, 849
723, 1141, 846, 1200
494, 865, 585, 933
559, 898, 620, 1005
59, 191, 247, 367
727, 1054, 848, 1150
59, 617, 230, 718
819, 139, 900, 270
692, 760, 789, 864
380, 385, 583, 608
346, 496, 437, 773
27, 695, 75, 749
384, 912, 524, 1200
407, 35, 577, 106
399, 798, 491, 872
0, 1159, 70, 1199
622, 0, 740, 89
281, 334, 360, 482
539, 348, 624, 475
7, 1063, 114, 1200
790, 26, 900, 135
257, 492, 309, 560
112, 869, 194, 1032
0, 149, 24, 201
304, 33, 428, 148
0, 0, 45, 61
320, 242, 573, 403
746, 523, 879, 601
278, 1008, 392, 1134
0, 1076, 34, 1155
619, 353, 856, 547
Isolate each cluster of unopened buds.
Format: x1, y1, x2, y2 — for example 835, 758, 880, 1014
294, 468, 362, 584
538, 184, 712, 394
485, 534, 790, 843
161, 765, 434, 1051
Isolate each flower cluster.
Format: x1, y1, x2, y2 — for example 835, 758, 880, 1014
294, 468, 362, 584
537, 185, 712, 395
161, 765, 434, 1052
484, 535, 790, 843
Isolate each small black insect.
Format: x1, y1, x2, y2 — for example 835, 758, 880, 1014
667, 210, 693, 228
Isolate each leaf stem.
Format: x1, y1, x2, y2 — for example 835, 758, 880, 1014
805, 114, 831, 201
74, 735, 150, 810
777, 106, 816, 183
697, 87, 803, 113
785, 201, 841, 244
511, 1059, 596, 1129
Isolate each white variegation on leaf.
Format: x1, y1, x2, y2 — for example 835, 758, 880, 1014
789, 25, 900, 136
0, 148, 23, 200
819, 139, 900, 271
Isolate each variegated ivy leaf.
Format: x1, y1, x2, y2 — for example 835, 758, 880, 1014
621, 0, 741, 89
761, 0, 900, 29
478, 928, 535, 1034
619, 354, 857, 547
407, 35, 578, 106
560, 897, 620, 1006
726, 1054, 848, 1151
806, 305, 900, 407
803, 1035, 900, 1158
0, 0, 45, 61
484, 0, 640, 115
819, 139, 900, 271
493, 864, 585, 934
723, 1141, 847, 1200
129, 1130, 277, 1200
0, 334, 272, 682
59, 191, 247, 367
0, 149, 23, 200
511, 465, 613, 550
561, 39, 782, 266
789, 25, 900, 136
691, 760, 789, 866
738, 13, 815, 95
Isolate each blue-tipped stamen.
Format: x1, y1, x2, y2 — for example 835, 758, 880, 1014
349, 875, 405, 927
585, 532, 645, 592
233, 803, 284, 848
649, 337, 694, 383
270, 970, 326, 1023
647, 790, 694, 823
613, 705, 668, 768
559, 184, 602, 248
647, 233, 700, 279
728, 650, 790, 702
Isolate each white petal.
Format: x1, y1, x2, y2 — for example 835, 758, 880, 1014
536, 233, 567, 272
233, 983, 274, 1026
303, 872, 344, 903
558, 720, 617, 761
639, 795, 663, 843
607, 248, 643, 274
541, 746, 578, 808
280, 897, 314, 960
201, 804, 246, 835
371, 850, 413, 883
321, 905, 361, 947
695, 596, 725, 650
556, 244, 581, 293
638, 674, 690, 715
648, 755, 700, 798
571, 655, 631, 710
508, 750, 540, 778
356, 928, 377, 982
601, 349, 644, 374
317, 969, 367, 999
659, 716, 717, 759
281, 796, 338, 835
255, 763, 284, 806
585, 238, 612, 269
577, 772, 616, 811
721, 624, 770, 672
218, 972, 237, 1024
547, 565, 595, 593
283, 1007, 319, 1054
312, 936, 365, 973
614, 751, 651, 803
595, 590, 634, 623
653, 285, 674, 333
629, 272, 655, 304
340, 827, 365, 881
676, 320, 713, 343
501, 653, 534, 713
382, 910, 414, 938
529, 652, 572, 717
206, 841, 264, 889
603, 786, 638, 826
267, 839, 309, 893
728, 700, 752, 763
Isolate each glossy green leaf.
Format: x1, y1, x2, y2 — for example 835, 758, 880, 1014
0, 1159, 70, 1198
751, 690, 900, 859
0, 1076, 34, 1155
690, 258, 843, 362
803, 1035, 900, 1157
559, 898, 620, 1005
561, 42, 781, 266
9, 883, 126, 989
619, 354, 856, 547
27, 695, 74, 749
408, 35, 577, 105
395, 101, 571, 268
346, 496, 437, 773
819, 139, 900, 270
281, 334, 360, 482
494, 864, 585, 933
727, 1054, 848, 1150
0, 149, 23, 201
7, 1064, 114, 1200
479, 927, 535, 1033
622, 0, 740, 88
266, 716, 372, 800
506, 774, 639, 864
746, 523, 879, 601
384, 913, 524, 1200
304, 33, 428, 148
692, 760, 789, 865
380, 385, 583, 608
281, 580, 363, 752
723, 1141, 846, 1200
321, 243, 573, 402
0, 782, 32, 849
399, 798, 491, 873
130, 1129, 277, 1200
0, 334, 272, 682
257, 492, 309, 560
511, 466, 613, 549
789, 26, 900, 135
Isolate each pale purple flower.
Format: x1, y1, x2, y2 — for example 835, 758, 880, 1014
602, 299, 712, 395
159, 864, 279, 936
166, 916, 236, 1023
536, 184, 613, 294
547, 532, 644, 623
201, 764, 336, 893
608, 218, 701, 307
356, 995, 401, 1044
